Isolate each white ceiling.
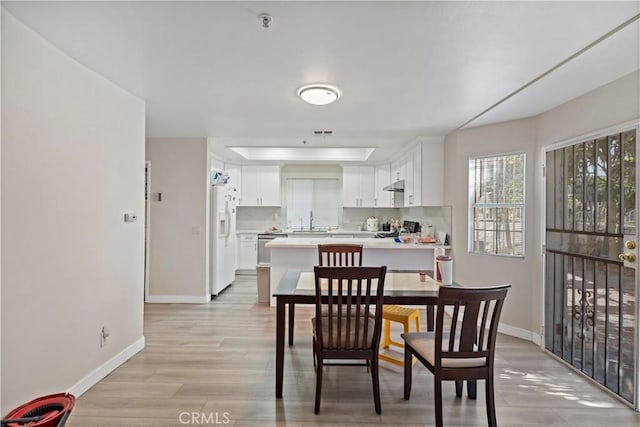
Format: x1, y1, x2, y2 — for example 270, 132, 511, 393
3, 1, 639, 163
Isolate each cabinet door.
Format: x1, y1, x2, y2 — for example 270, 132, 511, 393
404, 154, 415, 205
391, 159, 404, 182
237, 234, 257, 269
359, 166, 376, 207
374, 164, 393, 207
421, 141, 444, 205
240, 166, 259, 206
342, 166, 360, 207
411, 145, 422, 206
259, 165, 281, 206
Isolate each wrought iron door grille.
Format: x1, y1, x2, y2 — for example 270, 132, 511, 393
544, 129, 636, 404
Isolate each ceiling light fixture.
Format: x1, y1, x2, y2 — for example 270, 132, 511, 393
297, 84, 341, 106
228, 146, 374, 161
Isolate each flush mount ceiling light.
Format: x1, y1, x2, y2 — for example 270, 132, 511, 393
297, 84, 341, 106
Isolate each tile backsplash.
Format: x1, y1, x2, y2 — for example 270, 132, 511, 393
237, 205, 452, 241
236, 206, 282, 231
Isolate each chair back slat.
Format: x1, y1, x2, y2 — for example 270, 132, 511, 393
435, 285, 510, 367
318, 244, 363, 267
314, 266, 386, 351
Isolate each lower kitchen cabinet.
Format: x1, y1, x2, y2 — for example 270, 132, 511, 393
237, 233, 258, 271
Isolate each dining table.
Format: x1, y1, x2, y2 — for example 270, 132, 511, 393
273, 269, 450, 398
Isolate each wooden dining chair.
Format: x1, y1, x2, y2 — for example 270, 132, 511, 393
402, 284, 510, 427
312, 265, 387, 414
317, 244, 363, 267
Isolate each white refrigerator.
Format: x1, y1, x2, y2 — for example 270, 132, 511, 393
209, 182, 238, 296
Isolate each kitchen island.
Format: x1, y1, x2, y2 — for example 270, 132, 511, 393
266, 237, 450, 306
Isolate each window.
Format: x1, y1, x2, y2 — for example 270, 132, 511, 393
286, 179, 339, 230
469, 153, 525, 257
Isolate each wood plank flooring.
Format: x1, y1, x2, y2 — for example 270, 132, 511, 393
67, 275, 640, 426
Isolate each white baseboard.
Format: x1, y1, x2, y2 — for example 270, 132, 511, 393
498, 322, 542, 346
68, 336, 145, 398
145, 295, 211, 303
443, 306, 542, 345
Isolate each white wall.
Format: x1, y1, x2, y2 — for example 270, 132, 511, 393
444, 118, 539, 337
146, 138, 208, 302
444, 70, 640, 341
1, 11, 145, 413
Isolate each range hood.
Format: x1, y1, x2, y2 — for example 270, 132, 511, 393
383, 180, 405, 192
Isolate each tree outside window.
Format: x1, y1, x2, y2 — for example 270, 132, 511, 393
469, 153, 525, 257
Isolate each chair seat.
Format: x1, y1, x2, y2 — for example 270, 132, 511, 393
402, 332, 486, 368
313, 316, 376, 349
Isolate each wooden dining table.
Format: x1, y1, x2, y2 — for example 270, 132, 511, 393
273, 269, 449, 398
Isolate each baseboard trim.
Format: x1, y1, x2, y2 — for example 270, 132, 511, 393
145, 295, 211, 304
498, 323, 542, 345
68, 336, 145, 398
443, 307, 542, 345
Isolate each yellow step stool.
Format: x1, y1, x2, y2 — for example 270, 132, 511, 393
379, 305, 421, 367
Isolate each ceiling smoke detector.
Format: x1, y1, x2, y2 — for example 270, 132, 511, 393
297, 84, 341, 106
259, 13, 272, 28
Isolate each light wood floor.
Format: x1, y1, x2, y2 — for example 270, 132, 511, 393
67, 275, 640, 426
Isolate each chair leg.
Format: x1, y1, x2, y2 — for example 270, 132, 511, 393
467, 380, 477, 399
455, 380, 463, 397
403, 345, 412, 400
370, 357, 382, 414
312, 338, 317, 369
314, 355, 323, 414
486, 375, 497, 427
434, 377, 443, 427
381, 319, 391, 348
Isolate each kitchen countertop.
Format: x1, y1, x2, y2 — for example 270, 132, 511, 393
237, 229, 378, 236
266, 237, 450, 249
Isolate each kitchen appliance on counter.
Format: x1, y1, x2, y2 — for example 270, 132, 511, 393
209, 170, 238, 296
403, 220, 420, 233
366, 217, 379, 232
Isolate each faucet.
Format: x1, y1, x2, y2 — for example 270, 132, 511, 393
310, 210, 314, 230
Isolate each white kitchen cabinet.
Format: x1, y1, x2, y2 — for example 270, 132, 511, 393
420, 141, 444, 205
237, 233, 258, 270
240, 165, 281, 206
391, 158, 405, 183
342, 166, 375, 207
404, 145, 422, 206
374, 164, 393, 207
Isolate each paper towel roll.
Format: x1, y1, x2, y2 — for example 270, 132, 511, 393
437, 257, 453, 285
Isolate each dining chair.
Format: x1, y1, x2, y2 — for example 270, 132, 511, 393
317, 243, 363, 267
402, 284, 510, 427
312, 265, 387, 414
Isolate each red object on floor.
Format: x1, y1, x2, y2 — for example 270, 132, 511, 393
1, 393, 75, 427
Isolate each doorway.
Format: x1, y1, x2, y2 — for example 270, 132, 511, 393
544, 126, 638, 406
145, 161, 151, 302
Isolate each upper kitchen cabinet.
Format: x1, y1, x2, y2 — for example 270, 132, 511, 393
374, 164, 393, 207
240, 165, 281, 206
420, 141, 444, 206
404, 145, 422, 206
342, 166, 375, 207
